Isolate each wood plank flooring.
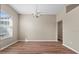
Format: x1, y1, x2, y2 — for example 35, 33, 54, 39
0, 41, 76, 54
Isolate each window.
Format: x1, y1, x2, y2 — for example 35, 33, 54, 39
0, 10, 13, 40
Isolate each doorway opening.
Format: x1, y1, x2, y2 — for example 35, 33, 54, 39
57, 21, 63, 44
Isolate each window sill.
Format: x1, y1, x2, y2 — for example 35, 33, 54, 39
0, 35, 12, 40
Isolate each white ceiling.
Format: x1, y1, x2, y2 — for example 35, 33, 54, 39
10, 4, 64, 15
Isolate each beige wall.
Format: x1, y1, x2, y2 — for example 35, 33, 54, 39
0, 4, 19, 49
63, 6, 79, 53
56, 5, 79, 53
19, 15, 57, 41
56, 6, 66, 22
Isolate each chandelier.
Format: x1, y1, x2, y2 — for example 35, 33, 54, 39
32, 5, 40, 18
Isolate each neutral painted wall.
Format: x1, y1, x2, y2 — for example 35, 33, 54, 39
56, 6, 66, 22
63, 6, 79, 52
0, 4, 19, 49
56, 5, 79, 53
19, 15, 57, 41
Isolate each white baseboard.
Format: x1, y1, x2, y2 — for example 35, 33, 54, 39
63, 44, 79, 54
18, 40, 57, 42
0, 40, 18, 51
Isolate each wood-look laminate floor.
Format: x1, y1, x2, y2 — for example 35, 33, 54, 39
0, 41, 76, 54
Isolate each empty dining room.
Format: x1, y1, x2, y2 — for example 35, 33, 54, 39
0, 4, 79, 54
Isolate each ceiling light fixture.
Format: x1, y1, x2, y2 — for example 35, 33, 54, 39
32, 5, 40, 18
